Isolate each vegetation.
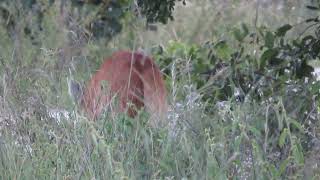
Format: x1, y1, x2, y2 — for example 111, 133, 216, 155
0, 0, 320, 179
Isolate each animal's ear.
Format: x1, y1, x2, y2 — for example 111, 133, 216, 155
68, 78, 84, 105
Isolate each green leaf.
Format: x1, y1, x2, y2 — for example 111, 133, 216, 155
306, 6, 319, 10
276, 24, 292, 37
248, 126, 261, 137
233, 24, 249, 42
260, 49, 279, 68
214, 41, 232, 60
241, 23, 249, 37
278, 158, 290, 176
233, 28, 243, 42
306, 17, 320, 23
268, 164, 278, 177
289, 118, 304, 133
292, 139, 304, 164
265, 31, 275, 48
278, 128, 288, 148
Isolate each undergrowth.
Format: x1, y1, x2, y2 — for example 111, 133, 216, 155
1, 0, 320, 179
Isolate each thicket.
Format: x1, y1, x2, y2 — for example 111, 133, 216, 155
0, 0, 320, 179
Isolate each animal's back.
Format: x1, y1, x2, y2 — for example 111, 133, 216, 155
81, 51, 167, 125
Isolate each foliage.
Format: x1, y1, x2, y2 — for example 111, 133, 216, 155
153, 18, 320, 178
0, 0, 320, 179
156, 21, 320, 118
0, 0, 185, 42
137, 0, 186, 23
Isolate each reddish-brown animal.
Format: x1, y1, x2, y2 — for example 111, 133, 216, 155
75, 51, 167, 125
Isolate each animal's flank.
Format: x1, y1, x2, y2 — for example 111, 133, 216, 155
71, 50, 168, 126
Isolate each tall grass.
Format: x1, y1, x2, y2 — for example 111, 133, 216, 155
2, 90, 317, 179
0, 0, 320, 179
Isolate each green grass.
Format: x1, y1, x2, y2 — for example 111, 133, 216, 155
1, 0, 320, 179
1, 94, 318, 179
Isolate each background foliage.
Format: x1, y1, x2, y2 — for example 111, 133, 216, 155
1, 0, 320, 179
